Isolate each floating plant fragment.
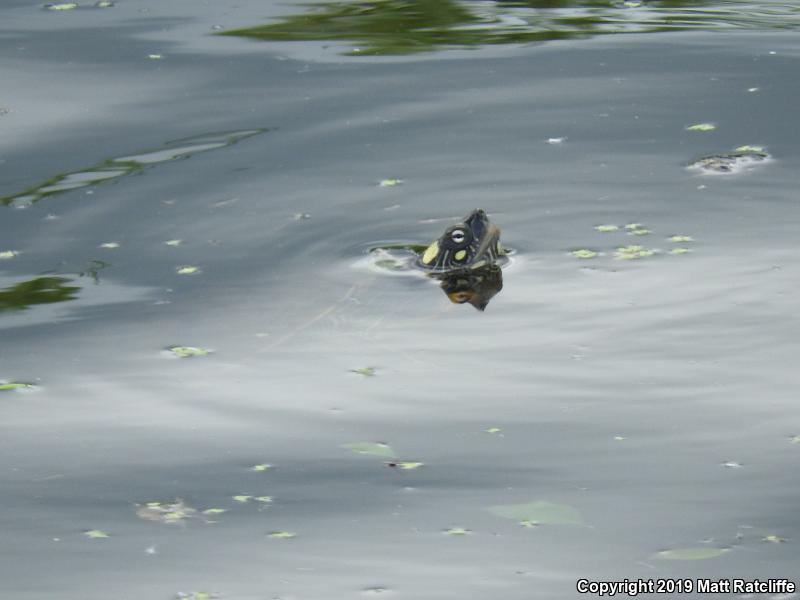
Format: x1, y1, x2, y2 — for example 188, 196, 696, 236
44, 2, 78, 9
95, 0, 113, 6
268, 531, 296, 539
670, 248, 691, 255
627, 228, 651, 236
0, 382, 35, 391
176, 266, 200, 275
378, 179, 403, 187
351, 367, 377, 377
571, 249, 598, 259
485, 427, 502, 434
614, 245, 655, 260
342, 442, 396, 458
722, 461, 742, 469
385, 461, 424, 470
254, 496, 273, 504
546, 137, 566, 144
165, 239, 184, 246
652, 547, 728, 560
250, 463, 272, 472
167, 346, 211, 358
202, 508, 227, 515
790, 436, 800, 444
99, 242, 120, 249
624, 223, 643, 231
669, 235, 694, 243
135, 499, 197, 524
594, 224, 619, 232
0, 251, 20, 259
763, 534, 787, 543
148, 54, 163, 60
686, 123, 716, 132
233, 495, 253, 503
443, 527, 472, 535
83, 529, 110, 539
2, 130, 264, 208
176, 593, 219, 600
487, 501, 583, 526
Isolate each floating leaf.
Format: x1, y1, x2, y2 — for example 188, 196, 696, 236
341, 442, 396, 458
176, 265, 200, 275
385, 461, 424, 470
0, 382, 35, 391
378, 179, 403, 187
653, 547, 728, 560
443, 527, 472, 535
614, 245, 655, 260
628, 228, 651, 236
250, 463, 272, 472
202, 508, 227, 515
99, 242, 120, 249
613, 436, 626, 441
624, 223, 644, 230
165, 239, 184, 246
233, 495, 253, 503
167, 346, 211, 358
351, 366, 376, 376
83, 529, 110, 539
148, 54, 163, 60
669, 235, 694, 243
594, 224, 619, 232
670, 248, 692, 255
686, 123, 716, 132
254, 496, 273, 504
0, 250, 20, 260
44, 2, 78, 9
763, 534, 787, 543
487, 501, 583, 525
268, 531, 296, 539
485, 427, 502, 434
571, 249, 598, 259
735, 145, 766, 153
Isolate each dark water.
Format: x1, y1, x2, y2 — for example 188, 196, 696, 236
1, 1, 799, 599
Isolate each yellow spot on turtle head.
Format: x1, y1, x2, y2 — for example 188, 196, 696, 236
422, 241, 439, 264
454, 249, 467, 261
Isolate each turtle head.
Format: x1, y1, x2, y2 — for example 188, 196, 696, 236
417, 209, 498, 272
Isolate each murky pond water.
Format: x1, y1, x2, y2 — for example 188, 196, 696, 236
1, 1, 799, 599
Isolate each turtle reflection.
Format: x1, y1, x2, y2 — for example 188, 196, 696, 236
436, 263, 503, 311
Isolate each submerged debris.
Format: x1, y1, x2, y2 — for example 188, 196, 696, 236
686, 123, 716, 132
688, 146, 770, 174
135, 499, 198, 525
487, 501, 583, 526
341, 442, 396, 458
652, 547, 729, 560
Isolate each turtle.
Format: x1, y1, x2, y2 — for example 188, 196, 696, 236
416, 209, 507, 310
416, 208, 505, 273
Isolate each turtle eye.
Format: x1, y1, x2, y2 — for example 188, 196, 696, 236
451, 229, 466, 244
